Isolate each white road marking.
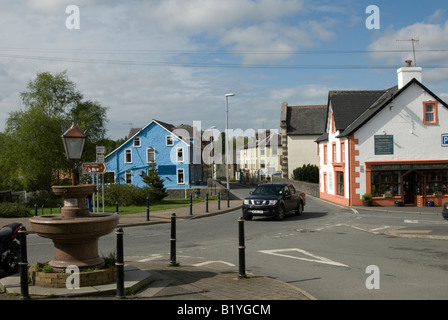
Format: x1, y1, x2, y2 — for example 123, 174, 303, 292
404, 219, 419, 224
192, 260, 236, 267
259, 248, 349, 268
138, 254, 163, 262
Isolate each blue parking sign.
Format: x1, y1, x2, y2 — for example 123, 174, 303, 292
443, 134, 448, 147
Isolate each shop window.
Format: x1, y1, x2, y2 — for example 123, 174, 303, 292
425, 170, 448, 195
371, 171, 401, 197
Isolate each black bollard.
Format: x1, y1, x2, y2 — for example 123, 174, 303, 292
146, 196, 150, 221
227, 189, 230, 208
189, 194, 193, 215
169, 213, 178, 266
18, 226, 30, 299
205, 192, 209, 213
218, 191, 221, 210
238, 217, 247, 279
115, 227, 125, 299
34, 203, 38, 216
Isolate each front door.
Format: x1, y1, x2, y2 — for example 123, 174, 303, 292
403, 172, 424, 205
403, 173, 416, 204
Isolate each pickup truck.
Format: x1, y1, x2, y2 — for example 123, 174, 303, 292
242, 183, 306, 221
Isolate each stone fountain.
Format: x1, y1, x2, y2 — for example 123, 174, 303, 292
30, 184, 119, 271
29, 123, 119, 272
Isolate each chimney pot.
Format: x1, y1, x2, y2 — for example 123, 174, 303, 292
405, 60, 412, 67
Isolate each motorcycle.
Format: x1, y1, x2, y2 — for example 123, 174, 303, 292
0, 223, 22, 274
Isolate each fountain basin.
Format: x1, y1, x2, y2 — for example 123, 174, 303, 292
30, 213, 119, 271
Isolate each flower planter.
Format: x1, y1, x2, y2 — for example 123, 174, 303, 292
29, 265, 117, 288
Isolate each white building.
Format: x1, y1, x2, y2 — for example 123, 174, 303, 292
316, 61, 448, 207
239, 132, 281, 183
280, 103, 327, 179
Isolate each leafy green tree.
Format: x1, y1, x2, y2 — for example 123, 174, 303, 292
3, 70, 108, 191
142, 163, 168, 201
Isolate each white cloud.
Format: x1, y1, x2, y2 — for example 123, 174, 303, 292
368, 21, 448, 66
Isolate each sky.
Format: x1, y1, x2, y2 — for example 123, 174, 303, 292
0, 0, 447, 140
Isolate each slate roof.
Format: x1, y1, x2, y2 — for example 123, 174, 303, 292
286, 105, 327, 135
316, 78, 448, 142
328, 90, 387, 132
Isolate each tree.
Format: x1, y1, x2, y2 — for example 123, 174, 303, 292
3, 71, 108, 191
142, 163, 168, 201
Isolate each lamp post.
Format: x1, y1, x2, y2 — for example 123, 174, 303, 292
61, 123, 87, 185
225, 93, 235, 192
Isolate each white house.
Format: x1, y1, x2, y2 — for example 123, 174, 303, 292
239, 131, 281, 183
280, 103, 327, 179
316, 61, 448, 207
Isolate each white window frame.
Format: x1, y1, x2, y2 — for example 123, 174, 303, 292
176, 147, 184, 162
166, 135, 174, 146
125, 149, 132, 163
125, 170, 132, 184
177, 169, 185, 184
133, 137, 141, 147
147, 147, 155, 163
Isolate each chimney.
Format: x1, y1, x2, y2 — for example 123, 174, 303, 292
397, 60, 422, 89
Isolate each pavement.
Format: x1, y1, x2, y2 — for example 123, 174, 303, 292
0, 194, 446, 301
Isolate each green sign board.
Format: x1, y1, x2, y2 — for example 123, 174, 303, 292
374, 135, 393, 155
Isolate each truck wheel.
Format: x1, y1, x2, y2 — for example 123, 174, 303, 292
295, 201, 303, 215
276, 205, 285, 221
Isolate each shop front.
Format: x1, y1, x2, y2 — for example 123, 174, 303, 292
366, 161, 448, 207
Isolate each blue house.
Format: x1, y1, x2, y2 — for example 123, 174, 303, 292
104, 120, 202, 189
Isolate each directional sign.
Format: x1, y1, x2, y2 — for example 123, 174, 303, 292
442, 134, 448, 147
82, 162, 107, 174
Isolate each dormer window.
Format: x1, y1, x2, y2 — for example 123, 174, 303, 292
423, 101, 438, 125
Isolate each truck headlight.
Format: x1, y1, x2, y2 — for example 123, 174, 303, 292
269, 200, 277, 205
244, 200, 250, 205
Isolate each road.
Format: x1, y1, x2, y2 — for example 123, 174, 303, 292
19, 187, 448, 299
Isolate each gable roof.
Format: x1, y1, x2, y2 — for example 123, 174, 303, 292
338, 78, 448, 137
105, 119, 190, 159
286, 105, 327, 135
328, 90, 387, 132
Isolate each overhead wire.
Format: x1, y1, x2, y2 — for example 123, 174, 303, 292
0, 47, 447, 70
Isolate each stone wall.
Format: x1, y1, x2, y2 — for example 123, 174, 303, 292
272, 177, 319, 198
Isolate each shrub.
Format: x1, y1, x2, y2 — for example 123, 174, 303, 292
0, 202, 32, 218
103, 184, 152, 206
292, 164, 319, 183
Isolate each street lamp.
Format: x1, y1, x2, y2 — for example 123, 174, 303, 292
225, 93, 235, 191
61, 123, 87, 185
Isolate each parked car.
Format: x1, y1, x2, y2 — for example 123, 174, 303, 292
242, 183, 306, 221
442, 202, 448, 220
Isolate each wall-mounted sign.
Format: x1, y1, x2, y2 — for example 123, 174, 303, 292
374, 135, 393, 155
442, 134, 448, 147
